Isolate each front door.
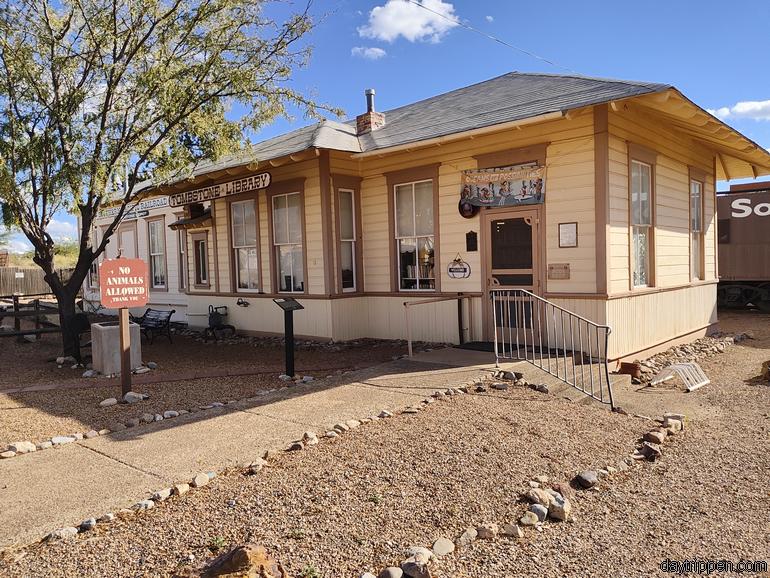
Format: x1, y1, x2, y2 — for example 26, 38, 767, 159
482, 208, 541, 339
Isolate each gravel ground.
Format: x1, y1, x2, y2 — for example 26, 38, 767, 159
0, 324, 416, 391
0, 335, 422, 446
1, 312, 768, 577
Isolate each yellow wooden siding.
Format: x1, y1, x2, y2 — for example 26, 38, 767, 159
330, 296, 482, 343
186, 294, 332, 337
258, 190, 272, 293
605, 283, 717, 359
544, 135, 596, 293
607, 107, 716, 293
655, 154, 690, 287
703, 173, 716, 279
608, 135, 630, 293
214, 199, 230, 292
360, 175, 391, 292
438, 160, 479, 294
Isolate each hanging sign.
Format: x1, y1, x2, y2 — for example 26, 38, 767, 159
99, 196, 169, 219
99, 258, 149, 309
168, 172, 272, 207
461, 165, 545, 207
447, 254, 471, 279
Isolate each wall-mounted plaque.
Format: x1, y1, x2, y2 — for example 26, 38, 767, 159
447, 255, 471, 279
466, 231, 478, 252
559, 222, 578, 248
547, 263, 571, 280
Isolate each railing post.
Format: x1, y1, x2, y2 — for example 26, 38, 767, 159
457, 294, 465, 345
34, 299, 41, 340
404, 303, 413, 358
13, 295, 21, 343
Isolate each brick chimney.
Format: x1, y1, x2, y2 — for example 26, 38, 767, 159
356, 88, 385, 135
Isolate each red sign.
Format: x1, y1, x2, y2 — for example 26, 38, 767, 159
99, 259, 149, 309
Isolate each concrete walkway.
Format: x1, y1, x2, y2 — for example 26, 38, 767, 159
1, 347, 667, 549
0, 353, 497, 549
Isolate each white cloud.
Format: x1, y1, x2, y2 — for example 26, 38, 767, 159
707, 99, 770, 121
359, 0, 459, 43
47, 218, 78, 240
351, 46, 387, 60
4, 233, 32, 254
485, 15, 494, 22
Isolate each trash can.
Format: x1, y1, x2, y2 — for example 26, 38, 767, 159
91, 321, 142, 376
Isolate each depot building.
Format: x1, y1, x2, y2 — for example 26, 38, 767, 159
83, 72, 770, 361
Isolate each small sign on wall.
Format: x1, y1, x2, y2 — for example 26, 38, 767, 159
548, 263, 571, 280
559, 222, 578, 248
447, 254, 472, 279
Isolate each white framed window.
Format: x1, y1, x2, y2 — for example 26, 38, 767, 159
338, 189, 356, 292
88, 228, 99, 289
193, 235, 208, 286
690, 179, 704, 280
272, 192, 304, 293
178, 229, 187, 290
148, 219, 166, 289
231, 199, 259, 291
631, 160, 653, 287
395, 179, 435, 291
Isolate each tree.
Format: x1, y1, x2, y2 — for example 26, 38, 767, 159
0, 0, 335, 357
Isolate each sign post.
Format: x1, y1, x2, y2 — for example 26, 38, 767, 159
99, 258, 149, 396
272, 298, 304, 378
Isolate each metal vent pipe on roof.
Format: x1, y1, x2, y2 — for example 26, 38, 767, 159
365, 88, 375, 113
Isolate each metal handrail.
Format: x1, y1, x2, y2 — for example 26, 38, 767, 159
404, 293, 474, 357
491, 288, 615, 407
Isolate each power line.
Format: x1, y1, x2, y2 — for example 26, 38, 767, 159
404, 0, 580, 75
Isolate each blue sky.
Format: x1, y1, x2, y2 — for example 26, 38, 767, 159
6, 0, 770, 252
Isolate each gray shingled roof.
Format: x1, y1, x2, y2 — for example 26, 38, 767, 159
151, 72, 670, 186
355, 72, 670, 151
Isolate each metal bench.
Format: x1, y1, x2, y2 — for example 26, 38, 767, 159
131, 308, 175, 344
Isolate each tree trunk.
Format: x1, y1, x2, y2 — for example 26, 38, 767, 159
55, 286, 81, 361
48, 262, 91, 362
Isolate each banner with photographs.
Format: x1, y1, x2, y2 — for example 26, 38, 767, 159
460, 165, 545, 207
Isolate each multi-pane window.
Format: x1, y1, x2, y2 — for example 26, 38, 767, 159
272, 192, 304, 292
690, 180, 704, 280
631, 160, 652, 287
395, 180, 435, 290
231, 200, 259, 291
178, 229, 187, 290
338, 189, 356, 291
148, 219, 166, 288
194, 236, 208, 286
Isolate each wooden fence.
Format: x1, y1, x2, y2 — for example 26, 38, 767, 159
0, 267, 75, 296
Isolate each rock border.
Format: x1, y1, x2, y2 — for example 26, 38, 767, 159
8, 365, 685, 577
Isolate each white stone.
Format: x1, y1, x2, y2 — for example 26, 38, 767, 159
133, 366, 151, 374
80, 518, 97, 531
36, 441, 53, 450
154, 414, 164, 422
51, 436, 76, 445
548, 496, 572, 521
123, 391, 144, 404
84, 430, 100, 439
456, 527, 477, 547
99, 398, 118, 407
476, 523, 499, 539
191, 473, 209, 488
47, 527, 78, 541
432, 537, 455, 556
152, 488, 173, 502
133, 499, 154, 511
8, 441, 36, 454
98, 513, 115, 523
72, 433, 84, 440
378, 410, 393, 418
302, 431, 319, 445
163, 410, 179, 419
0, 450, 15, 459
173, 483, 190, 496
